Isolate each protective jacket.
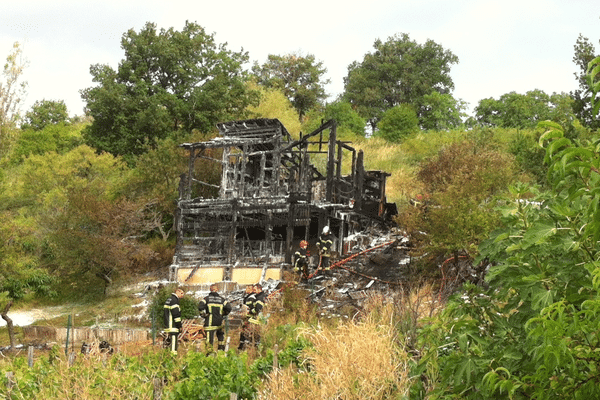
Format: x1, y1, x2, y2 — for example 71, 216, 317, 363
249, 290, 266, 325
242, 292, 256, 315
317, 233, 333, 258
198, 292, 232, 331
293, 247, 310, 272
163, 293, 182, 333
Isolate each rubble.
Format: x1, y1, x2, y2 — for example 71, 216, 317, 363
169, 118, 397, 287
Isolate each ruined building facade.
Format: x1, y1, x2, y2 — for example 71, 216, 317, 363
170, 118, 396, 287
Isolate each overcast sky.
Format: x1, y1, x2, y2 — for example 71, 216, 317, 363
2, 0, 599, 118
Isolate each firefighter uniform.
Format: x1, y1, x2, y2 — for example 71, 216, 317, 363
317, 227, 333, 272
238, 285, 256, 351
163, 289, 184, 355
247, 284, 266, 347
198, 285, 232, 352
293, 240, 310, 281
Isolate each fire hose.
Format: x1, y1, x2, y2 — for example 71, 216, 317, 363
268, 239, 398, 299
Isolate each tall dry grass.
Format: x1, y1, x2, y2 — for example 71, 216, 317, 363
259, 296, 411, 399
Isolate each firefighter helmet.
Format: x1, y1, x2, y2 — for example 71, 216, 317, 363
323, 226, 330, 234
300, 240, 308, 248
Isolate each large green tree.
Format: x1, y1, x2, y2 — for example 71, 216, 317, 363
570, 34, 599, 130
419, 91, 467, 131
81, 21, 256, 161
252, 52, 329, 120
8, 145, 157, 295
342, 33, 458, 132
474, 90, 575, 129
21, 99, 69, 131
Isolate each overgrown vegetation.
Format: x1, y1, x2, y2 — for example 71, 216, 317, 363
1, 21, 600, 400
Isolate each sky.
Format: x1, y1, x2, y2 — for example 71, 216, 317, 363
1, 0, 599, 118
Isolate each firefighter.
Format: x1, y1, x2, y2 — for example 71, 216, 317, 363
317, 226, 333, 273
247, 283, 266, 347
163, 287, 184, 355
237, 284, 256, 351
293, 240, 310, 282
198, 284, 232, 352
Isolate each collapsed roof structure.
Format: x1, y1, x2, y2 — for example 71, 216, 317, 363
169, 118, 396, 287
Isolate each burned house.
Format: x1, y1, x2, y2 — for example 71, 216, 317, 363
170, 118, 396, 287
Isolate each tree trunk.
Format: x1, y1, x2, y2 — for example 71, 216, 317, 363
96, 271, 112, 296
1, 300, 15, 348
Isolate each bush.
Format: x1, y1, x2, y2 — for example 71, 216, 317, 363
169, 351, 260, 399
397, 139, 516, 261
148, 285, 199, 328
376, 104, 419, 142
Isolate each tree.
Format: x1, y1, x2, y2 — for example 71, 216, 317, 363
8, 122, 84, 165
399, 140, 515, 263
252, 52, 330, 120
320, 101, 366, 137
419, 91, 467, 131
14, 145, 160, 295
474, 90, 575, 129
588, 55, 600, 118
21, 99, 69, 130
245, 80, 302, 134
571, 34, 599, 130
125, 137, 190, 241
301, 100, 366, 139
376, 104, 419, 142
0, 42, 27, 157
81, 21, 257, 161
0, 214, 54, 348
416, 121, 600, 398
342, 33, 458, 133
47, 186, 157, 295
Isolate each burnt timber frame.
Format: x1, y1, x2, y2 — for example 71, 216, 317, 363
170, 118, 394, 285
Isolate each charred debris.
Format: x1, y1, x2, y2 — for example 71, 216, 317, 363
169, 118, 399, 290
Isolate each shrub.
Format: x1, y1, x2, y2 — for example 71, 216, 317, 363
148, 285, 199, 328
376, 104, 419, 143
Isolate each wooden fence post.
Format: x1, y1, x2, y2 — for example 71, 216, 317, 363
27, 345, 34, 367
273, 344, 279, 371
153, 378, 162, 400
68, 351, 76, 366
65, 314, 71, 356
5, 371, 14, 392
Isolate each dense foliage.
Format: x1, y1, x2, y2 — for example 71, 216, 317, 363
252, 52, 329, 120
81, 21, 257, 161
571, 34, 600, 130
376, 103, 419, 142
474, 90, 575, 129
343, 33, 459, 132
2, 20, 600, 400
20, 99, 69, 131
413, 121, 600, 399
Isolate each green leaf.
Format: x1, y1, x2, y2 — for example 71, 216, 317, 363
455, 357, 477, 386
545, 137, 571, 159
521, 221, 556, 249
531, 287, 555, 310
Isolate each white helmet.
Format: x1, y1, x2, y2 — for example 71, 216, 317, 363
323, 226, 330, 234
